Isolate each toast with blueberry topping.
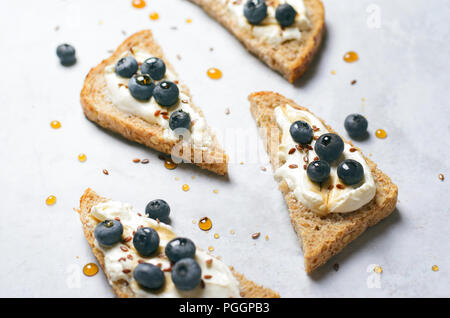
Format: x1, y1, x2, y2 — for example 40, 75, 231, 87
80, 30, 228, 175
249, 92, 398, 272
188, 0, 325, 83
78, 188, 279, 298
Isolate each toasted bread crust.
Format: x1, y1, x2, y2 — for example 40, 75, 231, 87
189, 0, 325, 83
249, 92, 398, 272
78, 188, 279, 298
80, 30, 228, 175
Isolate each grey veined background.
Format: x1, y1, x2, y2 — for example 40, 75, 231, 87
0, 0, 449, 297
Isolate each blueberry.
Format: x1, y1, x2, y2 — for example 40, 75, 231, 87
344, 114, 368, 138
275, 4, 297, 27
337, 159, 364, 185
171, 258, 202, 291
169, 110, 191, 131
94, 220, 123, 246
243, 0, 268, 25
153, 81, 179, 107
115, 56, 138, 78
145, 199, 170, 223
128, 74, 155, 101
133, 227, 160, 257
133, 263, 165, 290
307, 160, 331, 183
141, 57, 166, 81
56, 44, 76, 66
314, 133, 344, 163
290, 120, 313, 144
165, 237, 196, 263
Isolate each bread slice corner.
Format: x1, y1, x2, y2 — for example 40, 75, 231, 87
80, 30, 228, 175
248, 91, 398, 272
189, 0, 325, 83
78, 188, 280, 298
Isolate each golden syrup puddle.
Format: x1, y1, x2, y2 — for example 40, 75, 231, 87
198, 217, 212, 231
83, 263, 99, 276
207, 68, 222, 80
343, 51, 359, 63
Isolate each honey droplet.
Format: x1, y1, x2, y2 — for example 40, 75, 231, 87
214, 233, 220, 239
164, 159, 178, 170
83, 263, 99, 277
344, 51, 359, 63
374, 265, 383, 274
78, 153, 87, 162
207, 68, 222, 80
230, 229, 235, 235
375, 129, 387, 139
131, 0, 146, 9
149, 12, 159, 20
432, 265, 439, 272
186, 18, 192, 23
208, 246, 214, 252
182, 184, 190, 192
265, 235, 269, 241
46, 195, 56, 206
199, 217, 212, 231
50, 120, 61, 129
331, 70, 336, 75
213, 189, 219, 194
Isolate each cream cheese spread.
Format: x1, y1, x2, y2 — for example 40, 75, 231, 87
91, 200, 241, 298
225, 0, 311, 46
104, 49, 212, 148
274, 104, 376, 214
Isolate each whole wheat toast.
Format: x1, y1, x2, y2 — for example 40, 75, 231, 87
249, 92, 398, 272
188, 0, 325, 83
78, 188, 279, 298
80, 30, 228, 175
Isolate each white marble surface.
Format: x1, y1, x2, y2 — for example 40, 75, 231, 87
0, 0, 449, 297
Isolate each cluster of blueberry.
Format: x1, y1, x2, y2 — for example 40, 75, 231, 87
94, 199, 202, 291
290, 113, 369, 186
115, 55, 191, 131
244, 0, 298, 27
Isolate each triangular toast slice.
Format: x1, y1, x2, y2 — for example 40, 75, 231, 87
78, 188, 279, 298
189, 0, 325, 82
249, 92, 398, 272
81, 30, 228, 175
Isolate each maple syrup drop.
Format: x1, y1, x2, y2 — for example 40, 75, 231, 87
164, 159, 178, 170
375, 129, 387, 139
46, 195, 56, 206
199, 217, 212, 231
50, 120, 61, 129
343, 51, 359, 63
131, 0, 146, 9
83, 263, 99, 276
78, 153, 87, 162
149, 12, 159, 20
207, 68, 222, 80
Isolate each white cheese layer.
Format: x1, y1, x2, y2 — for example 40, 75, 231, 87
91, 200, 241, 298
274, 105, 376, 214
225, 0, 311, 46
